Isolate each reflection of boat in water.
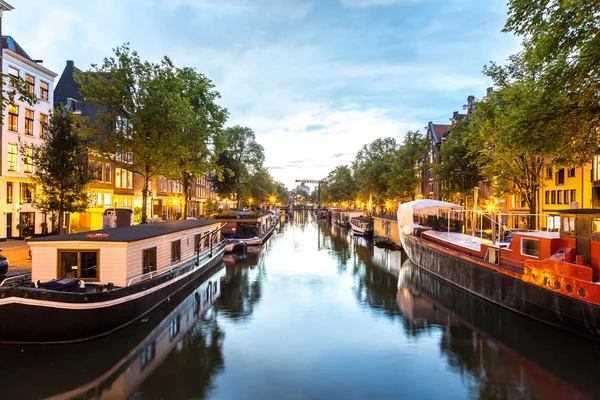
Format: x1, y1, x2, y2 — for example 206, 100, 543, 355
223, 245, 264, 268
397, 261, 600, 399
1, 264, 226, 400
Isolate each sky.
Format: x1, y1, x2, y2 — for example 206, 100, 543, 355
4, 0, 520, 189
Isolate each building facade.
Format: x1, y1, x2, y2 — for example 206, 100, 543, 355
1, 36, 57, 239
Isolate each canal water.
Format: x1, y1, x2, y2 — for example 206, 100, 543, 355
2, 211, 600, 399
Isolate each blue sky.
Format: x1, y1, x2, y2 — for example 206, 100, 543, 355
5, 0, 520, 189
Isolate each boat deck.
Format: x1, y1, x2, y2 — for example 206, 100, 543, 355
423, 230, 490, 252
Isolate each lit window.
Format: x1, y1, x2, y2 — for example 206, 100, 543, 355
105, 163, 112, 184
25, 109, 34, 135
7, 143, 18, 171
592, 218, 600, 234
23, 146, 33, 173
39, 114, 48, 139
39, 81, 49, 101
20, 183, 32, 203
563, 216, 575, 233
8, 104, 18, 131
25, 75, 35, 94
6, 182, 12, 204
115, 168, 122, 188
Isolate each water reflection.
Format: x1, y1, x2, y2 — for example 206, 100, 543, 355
1, 264, 225, 400
398, 261, 600, 399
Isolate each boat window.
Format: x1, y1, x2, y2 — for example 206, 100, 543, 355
521, 238, 540, 258
562, 216, 575, 233
592, 218, 600, 234
171, 240, 181, 263
59, 250, 99, 280
143, 247, 157, 274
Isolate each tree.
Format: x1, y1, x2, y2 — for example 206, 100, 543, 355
385, 131, 427, 201
324, 165, 357, 204
352, 137, 398, 203
433, 122, 483, 204
274, 181, 289, 205
504, 1, 600, 163
77, 44, 189, 223
211, 126, 265, 205
165, 66, 228, 219
30, 107, 94, 234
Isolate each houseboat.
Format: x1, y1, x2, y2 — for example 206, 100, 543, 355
334, 211, 364, 228
220, 212, 276, 248
373, 214, 402, 250
350, 216, 374, 236
2, 263, 226, 399
397, 199, 600, 339
0, 219, 226, 344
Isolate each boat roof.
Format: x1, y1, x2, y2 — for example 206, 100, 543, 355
29, 220, 220, 243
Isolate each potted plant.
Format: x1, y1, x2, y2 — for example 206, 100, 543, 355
40, 221, 48, 235
16, 223, 26, 239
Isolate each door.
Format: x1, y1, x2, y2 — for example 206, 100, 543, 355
576, 215, 591, 263
6, 213, 12, 238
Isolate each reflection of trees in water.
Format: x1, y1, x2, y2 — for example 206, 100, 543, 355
136, 314, 225, 399
216, 263, 265, 322
400, 262, 600, 400
319, 223, 352, 271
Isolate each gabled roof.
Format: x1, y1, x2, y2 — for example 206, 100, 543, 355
2, 36, 32, 61
54, 60, 84, 106
427, 122, 451, 143
0, 1, 14, 11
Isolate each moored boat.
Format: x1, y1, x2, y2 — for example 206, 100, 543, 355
220, 212, 276, 247
397, 199, 600, 339
350, 216, 373, 236
0, 219, 226, 344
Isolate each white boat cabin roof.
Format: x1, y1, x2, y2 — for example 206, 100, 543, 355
29, 220, 220, 243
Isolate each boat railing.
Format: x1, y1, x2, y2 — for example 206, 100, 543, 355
0, 272, 32, 287
127, 239, 226, 287
127, 223, 228, 287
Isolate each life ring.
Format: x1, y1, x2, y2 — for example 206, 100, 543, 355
86, 233, 111, 239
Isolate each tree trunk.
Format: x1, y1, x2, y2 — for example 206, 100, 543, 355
141, 176, 149, 224
58, 210, 65, 235
528, 192, 537, 231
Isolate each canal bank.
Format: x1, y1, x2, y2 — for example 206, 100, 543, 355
1, 211, 599, 399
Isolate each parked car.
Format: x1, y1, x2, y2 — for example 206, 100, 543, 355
0, 249, 9, 277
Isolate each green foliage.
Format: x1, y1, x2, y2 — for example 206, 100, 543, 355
433, 121, 482, 203
352, 137, 398, 201
504, 1, 600, 164
385, 130, 427, 201
30, 107, 95, 234
324, 165, 357, 203
77, 44, 193, 223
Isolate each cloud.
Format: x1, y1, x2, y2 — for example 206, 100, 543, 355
306, 124, 326, 132
333, 153, 347, 158
268, 166, 286, 170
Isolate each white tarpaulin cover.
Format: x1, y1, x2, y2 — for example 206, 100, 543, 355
397, 199, 463, 235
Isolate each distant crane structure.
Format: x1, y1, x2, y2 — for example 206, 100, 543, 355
295, 179, 323, 208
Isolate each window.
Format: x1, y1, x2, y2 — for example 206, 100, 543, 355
141, 342, 156, 369
40, 81, 49, 101
568, 168, 576, 178
521, 238, 540, 258
143, 247, 157, 274
562, 216, 575, 233
551, 190, 556, 204
556, 169, 565, 185
103, 193, 112, 208
92, 161, 103, 181
24, 109, 34, 135
195, 233, 207, 253
115, 168, 133, 189
171, 239, 181, 263
547, 215, 560, 231
570, 190, 576, 203
169, 316, 180, 340
6, 182, 12, 204
8, 144, 18, 171
546, 166, 553, 179
115, 168, 121, 188
545, 190, 550, 205
592, 218, 600, 234
21, 183, 32, 203
557, 190, 562, 204
23, 146, 33, 173
25, 74, 35, 94
39, 113, 48, 139
8, 104, 18, 131
563, 190, 569, 204
105, 163, 112, 184
8, 66, 19, 85
58, 250, 99, 280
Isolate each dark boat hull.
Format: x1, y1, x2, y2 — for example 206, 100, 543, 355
401, 233, 600, 339
0, 247, 225, 344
